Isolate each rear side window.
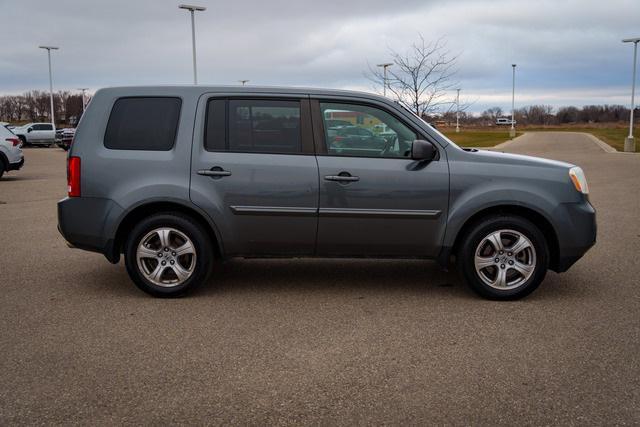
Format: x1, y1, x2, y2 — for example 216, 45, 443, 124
205, 99, 301, 154
104, 97, 181, 150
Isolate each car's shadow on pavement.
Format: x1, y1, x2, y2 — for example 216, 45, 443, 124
0, 176, 30, 182
199, 258, 476, 299
82, 258, 589, 302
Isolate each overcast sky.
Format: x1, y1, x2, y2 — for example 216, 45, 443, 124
1, 0, 638, 113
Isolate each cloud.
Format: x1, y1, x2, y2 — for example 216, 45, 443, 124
1, 0, 638, 112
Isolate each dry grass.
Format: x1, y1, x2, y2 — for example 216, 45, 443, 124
441, 123, 635, 151
440, 128, 521, 148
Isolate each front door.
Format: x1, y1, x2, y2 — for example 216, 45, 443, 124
190, 96, 319, 256
33, 123, 54, 143
313, 100, 449, 257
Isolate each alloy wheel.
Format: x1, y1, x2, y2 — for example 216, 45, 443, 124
473, 229, 536, 290
136, 227, 197, 287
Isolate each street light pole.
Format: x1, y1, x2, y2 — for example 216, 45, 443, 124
377, 63, 393, 97
39, 46, 59, 128
510, 64, 516, 138
455, 88, 461, 133
623, 37, 639, 152
179, 4, 206, 85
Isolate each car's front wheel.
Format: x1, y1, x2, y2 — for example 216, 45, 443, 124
124, 213, 213, 297
457, 215, 549, 300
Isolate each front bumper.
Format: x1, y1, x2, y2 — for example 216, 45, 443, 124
553, 199, 597, 272
8, 157, 24, 171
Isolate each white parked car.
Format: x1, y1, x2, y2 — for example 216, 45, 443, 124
12, 122, 56, 146
0, 125, 24, 179
495, 117, 516, 125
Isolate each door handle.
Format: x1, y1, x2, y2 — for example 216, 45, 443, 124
324, 173, 359, 182
197, 167, 232, 177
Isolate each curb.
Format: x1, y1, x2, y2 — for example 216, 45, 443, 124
576, 132, 617, 153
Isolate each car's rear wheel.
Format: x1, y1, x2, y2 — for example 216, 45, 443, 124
457, 215, 548, 300
0, 158, 5, 179
124, 213, 213, 297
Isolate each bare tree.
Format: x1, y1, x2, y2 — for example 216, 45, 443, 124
482, 107, 503, 122
368, 35, 459, 116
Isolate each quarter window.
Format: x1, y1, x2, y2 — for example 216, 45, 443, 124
320, 103, 417, 158
104, 97, 181, 151
205, 99, 301, 154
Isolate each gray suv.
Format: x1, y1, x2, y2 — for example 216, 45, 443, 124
57, 86, 596, 299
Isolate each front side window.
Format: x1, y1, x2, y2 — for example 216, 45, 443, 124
104, 97, 181, 150
34, 124, 52, 131
205, 99, 301, 154
320, 102, 417, 158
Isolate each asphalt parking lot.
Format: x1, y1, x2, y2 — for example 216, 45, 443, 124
0, 133, 638, 424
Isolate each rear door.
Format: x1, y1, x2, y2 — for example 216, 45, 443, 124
312, 99, 449, 257
190, 94, 319, 256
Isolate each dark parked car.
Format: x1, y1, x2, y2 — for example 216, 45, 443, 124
58, 86, 596, 299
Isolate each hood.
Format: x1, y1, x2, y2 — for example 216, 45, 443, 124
462, 148, 574, 170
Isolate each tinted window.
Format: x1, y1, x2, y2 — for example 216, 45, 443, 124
204, 99, 226, 151
320, 102, 417, 158
205, 99, 301, 154
104, 97, 181, 150
34, 124, 52, 131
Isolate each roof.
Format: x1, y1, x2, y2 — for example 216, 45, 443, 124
97, 85, 390, 103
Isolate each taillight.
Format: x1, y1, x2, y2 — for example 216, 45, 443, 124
5, 137, 21, 147
334, 136, 344, 142
67, 156, 81, 197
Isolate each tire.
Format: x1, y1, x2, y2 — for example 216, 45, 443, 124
456, 215, 549, 300
18, 136, 27, 147
124, 212, 214, 297
0, 158, 5, 179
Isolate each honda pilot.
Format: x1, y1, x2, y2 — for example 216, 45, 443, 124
57, 86, 596, 299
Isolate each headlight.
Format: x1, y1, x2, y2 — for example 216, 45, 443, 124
569, 167, 589, 194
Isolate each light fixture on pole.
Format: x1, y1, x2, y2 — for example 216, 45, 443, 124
622, 37, 639, 152
238, 80, 249, 86
77, 88, 88, 114
178, 4, 206, 85
39, 45, 59, 128
455, 88, 461, 133
377, 63, 393, 97
510, 64, 516, 138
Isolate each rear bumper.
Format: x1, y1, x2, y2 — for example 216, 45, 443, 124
553, 199, 597, 272
8, 157, 24, 171
57, 197, 123, 263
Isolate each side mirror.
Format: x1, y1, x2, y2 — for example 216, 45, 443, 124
27, 127, 33, 133
411, 139, 437, 161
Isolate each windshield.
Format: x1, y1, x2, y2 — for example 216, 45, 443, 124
394, 101, 462, 150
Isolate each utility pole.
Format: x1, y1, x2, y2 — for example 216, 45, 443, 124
39, 46, 59, 128
77, 88, 88, 115
377, 63, 393, 97
455, 88, 461, 133
179, 4, 206, 84
623, 37, 639, 152
510, 64, 516, 138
